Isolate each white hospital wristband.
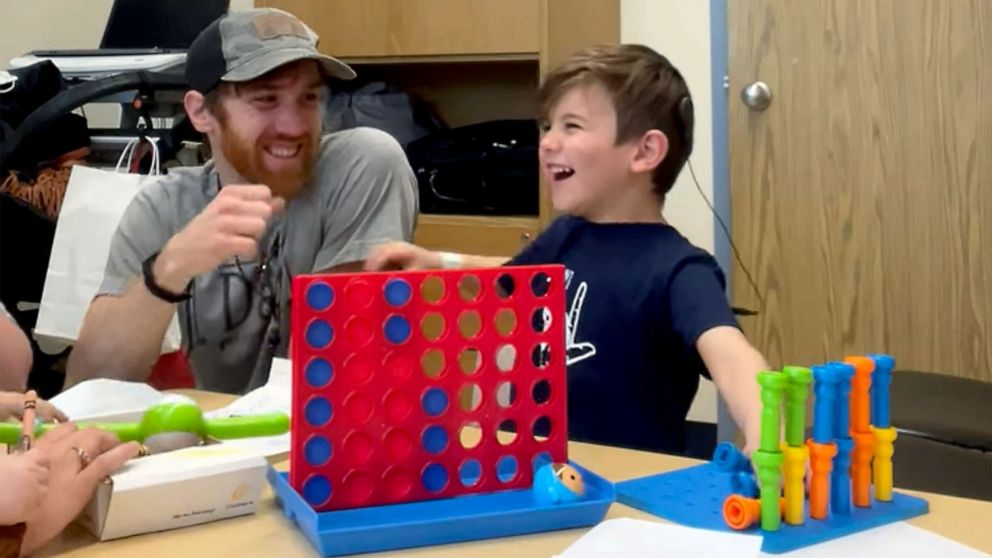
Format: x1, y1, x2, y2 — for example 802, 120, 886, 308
438, 252, 464, 269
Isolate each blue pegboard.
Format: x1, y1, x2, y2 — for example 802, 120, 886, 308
269, 461, 614, 557
615, 462, 929, 554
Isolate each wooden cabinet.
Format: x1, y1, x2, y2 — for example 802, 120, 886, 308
280, 0, 541, 58
259, 0, 619, 256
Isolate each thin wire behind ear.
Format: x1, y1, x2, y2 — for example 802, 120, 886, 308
678, 95, 695, 158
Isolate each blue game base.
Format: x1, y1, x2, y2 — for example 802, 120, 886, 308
269, 462, 614, 557
616, 462, 928, 554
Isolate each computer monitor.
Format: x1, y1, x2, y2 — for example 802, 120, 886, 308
100, 0, 229, 50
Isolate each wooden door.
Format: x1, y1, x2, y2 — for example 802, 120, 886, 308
728, 1, 992, 381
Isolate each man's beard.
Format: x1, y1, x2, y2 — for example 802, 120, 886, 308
218, 125, 318, 199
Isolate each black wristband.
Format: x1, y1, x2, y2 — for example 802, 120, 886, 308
142, 251, 191, 303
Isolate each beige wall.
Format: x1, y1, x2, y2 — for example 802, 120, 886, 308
622, 0, 718, 425
621, 0, 715, 253
0, 0, 114, 69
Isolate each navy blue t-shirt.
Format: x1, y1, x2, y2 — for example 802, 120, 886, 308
510, 216, 738, 453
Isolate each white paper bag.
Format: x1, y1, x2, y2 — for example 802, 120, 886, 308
34, 138, 181, 353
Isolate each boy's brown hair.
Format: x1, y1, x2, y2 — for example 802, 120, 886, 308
537, 44, 694, 198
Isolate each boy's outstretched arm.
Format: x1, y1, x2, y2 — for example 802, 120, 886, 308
365, 241, 509, 271
697, 326, 768, 455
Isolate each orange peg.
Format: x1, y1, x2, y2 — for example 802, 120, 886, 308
723, 494, 785, 531
851, 430, 875, 507
844, 356, 874, 435
807, 439, 837, 520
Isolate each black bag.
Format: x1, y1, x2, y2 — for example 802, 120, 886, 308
324, 82, 440, 147
406, 119, 538, 216
0, 60, 90, 177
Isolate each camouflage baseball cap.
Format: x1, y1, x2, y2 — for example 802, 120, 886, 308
186, 8, 356, 93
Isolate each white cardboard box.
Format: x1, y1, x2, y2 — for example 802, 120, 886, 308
80, 443, 268, 541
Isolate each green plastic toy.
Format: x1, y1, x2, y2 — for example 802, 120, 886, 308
783, 366, 813, 447
754, 370, 787, 531
0, 395, 289, 452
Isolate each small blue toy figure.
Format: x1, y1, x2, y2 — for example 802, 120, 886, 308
533, 462, 586, 505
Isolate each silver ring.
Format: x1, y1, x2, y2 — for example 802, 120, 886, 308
71, 446, 92, 468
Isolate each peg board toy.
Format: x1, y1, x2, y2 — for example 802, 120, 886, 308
616, 355, 929, 554
289, 266, 569, 512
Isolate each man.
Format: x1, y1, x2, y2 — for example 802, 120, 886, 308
67, 8, 418, 393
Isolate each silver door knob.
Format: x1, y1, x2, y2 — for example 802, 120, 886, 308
741, 81, 772, 111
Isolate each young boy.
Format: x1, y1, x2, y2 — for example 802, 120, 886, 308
366, 44, 766, 455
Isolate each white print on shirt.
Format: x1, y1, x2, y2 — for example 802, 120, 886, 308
563, 269, 597, 365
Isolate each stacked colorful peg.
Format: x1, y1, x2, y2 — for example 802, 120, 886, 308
725, 354, 900, 532
782, 366, 812, 525
829, 361, 855, 515
752, 371, 787, 531
807, 364, 840, 520
846, 356, 876, 508
869, 354, 897, 502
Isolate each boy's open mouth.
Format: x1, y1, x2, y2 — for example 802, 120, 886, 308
548, 164, 575, 181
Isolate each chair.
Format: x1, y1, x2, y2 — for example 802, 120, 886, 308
890, 370, 992, 501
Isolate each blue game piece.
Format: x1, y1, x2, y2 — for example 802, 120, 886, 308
869, 354, 895, 427
302, 475, 332, 506
831, 437, 854, 515
304, 435, 333, 466
384, 315, 412, 344
306, 320, 334, 349
828, 361, 855, 438
306, 282, 334, 311
305, 358, 333, 388
421, 425, 448, 455
384, 278, 413, 307
421, 388, 449, 417
422, 463, 448, 493
305, 397, 333, 427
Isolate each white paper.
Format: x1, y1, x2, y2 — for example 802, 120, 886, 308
205, 357, 292, 457
765, 522, 991, 558
51, 378, 164, 421
34, 163, 181, 353
556, 518, 762, 558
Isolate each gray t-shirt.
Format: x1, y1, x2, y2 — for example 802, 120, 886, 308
99, 127, 418, 393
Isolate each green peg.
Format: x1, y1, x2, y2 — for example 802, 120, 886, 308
751, 449, 785, 531
757, 371, 787, 453
783, 366, 813, 447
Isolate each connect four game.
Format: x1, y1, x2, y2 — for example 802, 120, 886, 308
288, 266, 570, 512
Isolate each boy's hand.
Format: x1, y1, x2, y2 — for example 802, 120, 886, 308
0, 450, 50, 525
365, 241, 441, 271
0, 391, 69, 422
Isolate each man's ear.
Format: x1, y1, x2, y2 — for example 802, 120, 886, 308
184, 90, 217, 134
630, 129, 669, 174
